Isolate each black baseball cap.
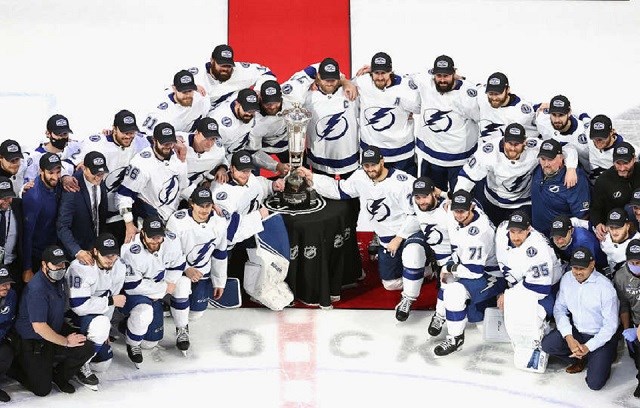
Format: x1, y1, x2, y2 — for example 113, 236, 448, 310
613, 142, 635, 163
231, 150, 255, 171
0, 139, 23, 160
84, 151, 109, 175
0, 177, 15, 199
319, 58, 341, 80
537, 139, 563, 159
413, 177, 436, 195
485, 72, 509, 94
507, 210, 531, 230
361, 146, 383, 165
191, 186, 214, 206
42, 245, 68, 265
548, 95, 571, 115
196, 117, 220, 139
550, 215, 572, 237
94, 233, 119, 256
153, 122, 177, 144
0, 265, 14, 285
626, 239, 640, 262
260, 80, 283, 104
450, 190, 473, 211
606, 208, 628, 228
432, 55, 455, 75
629, 187, 640, 207
46, 114, 73, 135
211, 44, 235, 66
570, 246, 594, 268
503, 123, 526, 143
589, 114, 613, 140
113, 110, 139, 133
237, 89, 260, 112
142, 215, 165, 238
39, 152, 62, 171
371, 52, 392, 73
173, 70, 198, 93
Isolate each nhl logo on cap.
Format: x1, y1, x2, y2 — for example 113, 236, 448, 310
415, 181, 425, 189
631, 245, 640, 253
574, 250, 585, 259
593, 122, 605, 131
93, 157, 105, 166
511, 214, 523, 222
489, 77, 501, 86
324, 64, 337, 72
374, 57, 387, 65
162, 128, 172, 136
123, 116, 134, 124
221, 50, 232, 58
180, 75, 192, 84
265, 87, 277, 96
150, 221, 161, 229
553, 99, 565, 108
363, 150, 375, 158
552, 220, 563, 229
55, 118, 67, 127
104, 239, 115, 247
246, 95, 257, 103
53, 248, 64, 257
198, 190, 210, 198
239, 155, 250, 164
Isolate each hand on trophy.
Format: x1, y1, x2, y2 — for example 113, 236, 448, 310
275, 162, 290, 176
295, 166, 313, 184
272, 178, 286, 192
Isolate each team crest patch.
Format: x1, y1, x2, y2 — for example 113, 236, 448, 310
89, 134, 101, 142
396, 174, 407, 181
188, 67, 199, 75
216, 192, 228, 200
578, 134, 588, 144
468, 226, 479, 236
175, 211, 186, 219
221, 117, 232, 127
408, 79, 417, 90
526, 247, 537, 257
466, 88, 477, 97
215, 139, 222, 147
158, 102, 168, 110
140, 151, 152, 158
521, 104, 532, 114
282, 84, 293, 95
483, 143, 494, 153
166, 231, 176, 239
130, 244, 141, 254
526, 139, 538, 148
468, 157, 477, 168
241, 62, 250, 68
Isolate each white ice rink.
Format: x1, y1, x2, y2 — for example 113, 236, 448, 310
2, 0, 640, 406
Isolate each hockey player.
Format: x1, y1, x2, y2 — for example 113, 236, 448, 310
209, 88, 260, 160
72, 110, 150, 245
354, 52, 417, 175
140, 70, 210, 137
495, 211, 563, 372
600, 208, 640, 277
120, 216, 192, 366
66, 233, 126, 390
116, 122, 188, 243
193, 44, 277, 111
588, 114, 633, 183
24, 114, 81, 192
426, 190, 505, 356
304, 58, 360, 177
166, 187, 229, 319
478, 72, 537, 140
296, 146, 416, 292
0, 139, 27, 197
408, 55, 480, 191
396, 177, 451, 321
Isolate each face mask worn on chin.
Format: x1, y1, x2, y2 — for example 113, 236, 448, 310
50, 137, 68, 150
47, 267, 67, 281
628, 262, 640, 276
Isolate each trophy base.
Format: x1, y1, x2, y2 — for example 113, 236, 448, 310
264, 179, 326, 215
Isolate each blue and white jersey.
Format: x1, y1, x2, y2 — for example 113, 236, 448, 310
457, 136, 540, 208
249, 102, 292, 155
116, 147, 188, 221
210, 174, 273, 245
312, 168, 416, 246
304, 87, 360, 174
182, 133, 228, 199
74, 133, 150, 223
121, 232, 186, 300
588, 134, 633, 183
408, 73, 480, 167
477, 90, 537, 140
281, 63, 326, 105
354, 74, 417, 163
67, 258, 127, 319
167, 209, 228, 289
536, 110, 591, 173
192, 62, 276, 111
24, 140, 81, 183
209, 100, 256, 160
140, 89, 209, 137
446, 207, 498, 279
412, 197, 452, 266
495, 222, 563, 299
601, 231, 640, 273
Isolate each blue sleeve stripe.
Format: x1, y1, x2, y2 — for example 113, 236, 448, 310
117, 185, 138, 199
523, 280, 551, 295
337, 183, 352, 200
124, 280, 142, 291
168, 262, 186, 272
303, 66, 317, 78
227, 212, 241, 242
306, 150, 360, 168
462, 263, 484, 274
213, 249, 227, 260
435, 253, 450, 260
458, 169, 474, 182
69, 296, 90, 308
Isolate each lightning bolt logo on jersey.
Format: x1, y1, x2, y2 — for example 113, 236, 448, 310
366, 197, 391, 222
187, 240, 217, 269
105, 167, 127, 193
364, 107, 395, 132
316, 111, 349, 141
479, 120, 504, 138
158, 175, 181, 206
423, 109, 453, 133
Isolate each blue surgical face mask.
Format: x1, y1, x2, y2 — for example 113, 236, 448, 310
628, 262, 640, 276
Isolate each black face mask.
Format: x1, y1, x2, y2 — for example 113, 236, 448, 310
50, 137, 68, 150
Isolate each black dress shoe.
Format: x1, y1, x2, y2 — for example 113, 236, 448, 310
53, 377, 75, 394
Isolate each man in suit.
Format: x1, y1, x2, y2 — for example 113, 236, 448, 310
0, 177, 23, 292
57, 151, 108, 265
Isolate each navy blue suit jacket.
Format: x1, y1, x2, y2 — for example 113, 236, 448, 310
57, 170, 107, 258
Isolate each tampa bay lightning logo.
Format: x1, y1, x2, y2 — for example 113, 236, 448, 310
248, 195, 260, 213
187, 240, 216, 269
423, 109, 452, 133
364, 107, 395, 132
104, 166, 127, 193
188, 170, 206, 184
502, 172, 533, 193
479, 120, 503, 138
236, 133, 252, 151
423, 224, 444, 246
158, 175, 180, 205
316, 111, 349, 141
366, 197, 390, 222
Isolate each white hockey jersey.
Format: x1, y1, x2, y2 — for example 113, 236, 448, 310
601, 231, 640, 272
210, 174, 274, 246
589, 135, 635, 183
411, 197, 452, 266
140, 90, 209, 136
74, 133, 150, 223
312, 168, 416, 246
250, 103, 291, 155
24, 141, 81, 183
67, 258, 127, 318
495, 222, 563, 299
166, 209, 228, 289
121, 232, 186, 300
304, 87, 360, 174
354, 74, 417, 163
182, 133, 228, 199
192, 62, 276, 111
209, 100, 256, 159
446, 208, 498, 279
408, 74, 480, 167
116, 147, 188, 221
536, 111, 591, 172
477, 91, 537, 140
